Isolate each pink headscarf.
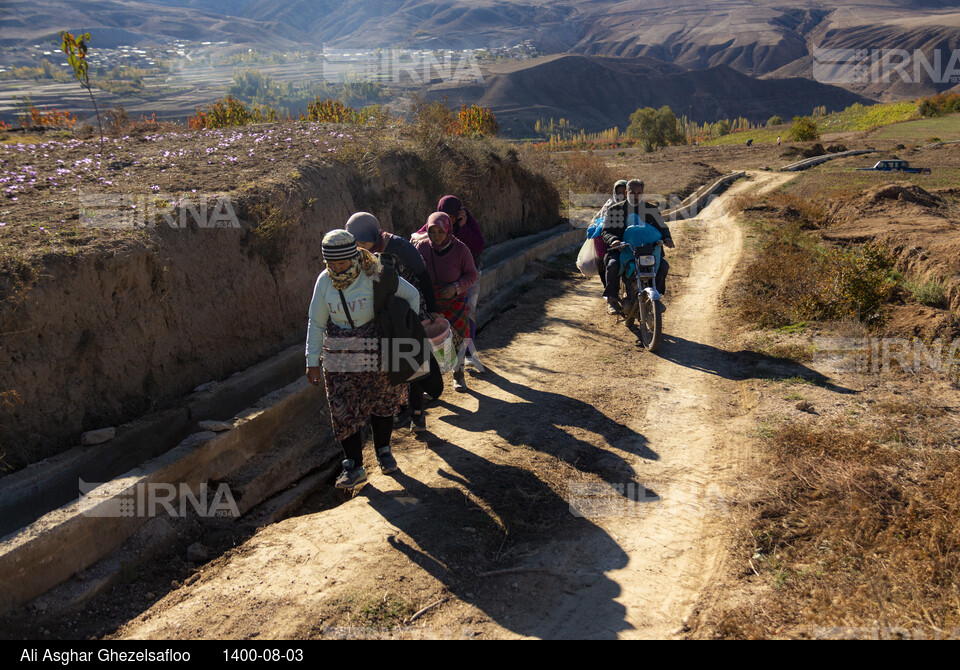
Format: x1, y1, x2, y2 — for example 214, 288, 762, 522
425, 212, 453, 249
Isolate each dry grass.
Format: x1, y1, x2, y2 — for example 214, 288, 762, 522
703, 156, 960, 639
733, 189, 896, 328
737, 241, 819, 328
694, 408, 960, 639
557, 152, 615, 194
515, 147, 614, 203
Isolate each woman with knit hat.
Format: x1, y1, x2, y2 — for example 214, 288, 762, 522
413, 211, 479, 391
305, 227, 422, 490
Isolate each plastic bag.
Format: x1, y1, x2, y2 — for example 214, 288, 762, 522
576, 237, 599, 277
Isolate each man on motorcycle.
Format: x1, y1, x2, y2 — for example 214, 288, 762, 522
601, 179, 675, 314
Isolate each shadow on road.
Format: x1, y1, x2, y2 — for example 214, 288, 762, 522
362, 439, 633, 639
640, 333, 858, 394
438, 365, 659, 473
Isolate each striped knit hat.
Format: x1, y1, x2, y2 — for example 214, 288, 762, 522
321, 229, 359, 261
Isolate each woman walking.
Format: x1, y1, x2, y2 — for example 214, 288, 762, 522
305, 228, 422, 490
437, 196, 484, 371
345, 211, 443, 432
413, 212, 478, 391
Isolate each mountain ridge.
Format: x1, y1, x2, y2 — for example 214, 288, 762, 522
428, 54, 874, 136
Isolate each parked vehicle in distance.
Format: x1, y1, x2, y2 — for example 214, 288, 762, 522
857, 159, 932, 175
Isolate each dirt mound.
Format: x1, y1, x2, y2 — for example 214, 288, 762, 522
780, 143, 826, 159
824, 179, 960, 317
828, 181, 947, 227
883, 304, 960, 341
864, 182, 943, 209
675, 162, 724, 199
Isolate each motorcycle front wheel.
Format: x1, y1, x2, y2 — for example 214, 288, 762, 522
638, 293, 662, 352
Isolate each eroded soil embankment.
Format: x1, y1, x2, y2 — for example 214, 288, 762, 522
0, 148, 559, 469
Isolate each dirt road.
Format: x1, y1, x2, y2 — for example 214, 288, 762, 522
112, 172, 793, 640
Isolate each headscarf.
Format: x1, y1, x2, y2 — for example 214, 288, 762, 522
425, 212, 453, 251
344, 212, 382, 246
322, 228, 382, 290
613, 179, 628, 202
437, 195, 463, 221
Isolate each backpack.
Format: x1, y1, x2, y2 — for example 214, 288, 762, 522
373, 255, 431, 385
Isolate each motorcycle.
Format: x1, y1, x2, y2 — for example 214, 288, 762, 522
615, 240, 664, 352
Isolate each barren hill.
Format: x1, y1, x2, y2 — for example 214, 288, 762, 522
428, 54, 872, 136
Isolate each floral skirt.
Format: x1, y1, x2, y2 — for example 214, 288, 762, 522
322, 320, 406, 443
436, 290, 471, 355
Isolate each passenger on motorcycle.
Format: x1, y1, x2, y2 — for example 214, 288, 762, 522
590, 179, 628, 288
600, 179, 675, 314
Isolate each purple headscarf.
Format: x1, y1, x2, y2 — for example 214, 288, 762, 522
437, 195, 463, 219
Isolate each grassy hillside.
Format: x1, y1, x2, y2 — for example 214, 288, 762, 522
700, 101, 923, 146
868, 113, 960, 142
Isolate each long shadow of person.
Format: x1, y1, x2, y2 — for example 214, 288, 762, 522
653, 334, 857, 393
436, 366, 659, 483
362, 439, 634, 639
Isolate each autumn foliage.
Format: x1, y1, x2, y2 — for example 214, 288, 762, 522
27, 106, 78, 127
187, 95, 283, 129
452, 104, 498, 136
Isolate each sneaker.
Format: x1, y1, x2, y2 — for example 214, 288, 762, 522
453, 368, 467, 392
393, 405, 411, 430
411, 411, 426, 432
335, 459, 367, 490
376, 446, 399, 474
605, 297, 620, 315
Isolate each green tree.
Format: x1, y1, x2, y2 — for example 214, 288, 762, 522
626, 105, 684, 152
789, 116, 820, 142
767, 115, 783, 127
714, 119, 731, 137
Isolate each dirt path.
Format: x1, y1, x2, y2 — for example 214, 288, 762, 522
112, 172, 793, 640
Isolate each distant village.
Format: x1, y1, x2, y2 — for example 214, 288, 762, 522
0, 39, 539, 76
